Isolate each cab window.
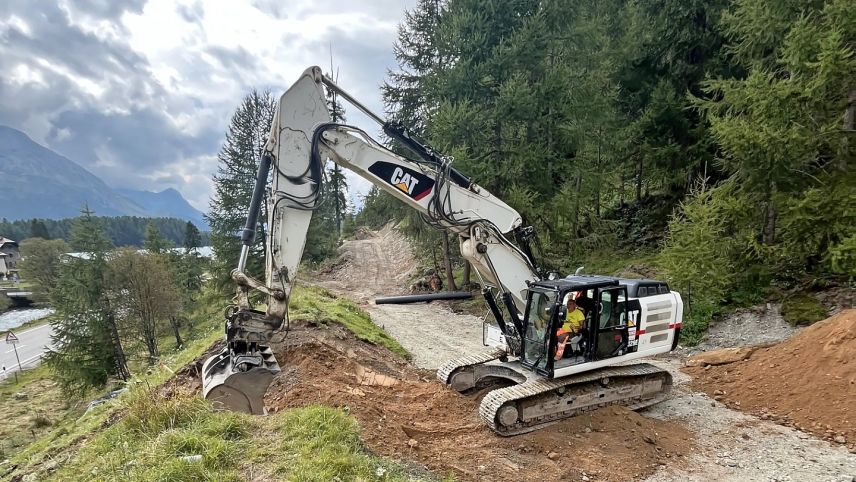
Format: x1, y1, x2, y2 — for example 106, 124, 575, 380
599, 290, 626, 329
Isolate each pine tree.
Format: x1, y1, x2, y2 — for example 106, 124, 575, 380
698, 0, 855, 254
144, 222, 173, 254
29, 219, 50, 239
182, 221, 202, 253
206, 90, 276, 292
326, 73, 348, 237
45, 207, 128, 395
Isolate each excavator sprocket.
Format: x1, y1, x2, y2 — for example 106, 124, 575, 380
201, 345, 280, 415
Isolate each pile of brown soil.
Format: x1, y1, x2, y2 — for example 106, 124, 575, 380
686, 309, 856, 450
262, 322, 692, 482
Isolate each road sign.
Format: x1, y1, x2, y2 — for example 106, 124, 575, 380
5, 331, 22, 372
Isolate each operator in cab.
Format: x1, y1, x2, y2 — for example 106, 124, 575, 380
555, 294, 586, 359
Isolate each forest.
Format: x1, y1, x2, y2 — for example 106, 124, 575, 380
356, 0, 854, 339
0, 216, 209, 248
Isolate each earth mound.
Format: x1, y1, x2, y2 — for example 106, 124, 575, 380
686, 309, 856, 450
261, 321, 692, 481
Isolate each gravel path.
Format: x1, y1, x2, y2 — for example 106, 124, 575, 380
315, 224, 490, 369
683, 303, 799, 355
316, 225, 856, 482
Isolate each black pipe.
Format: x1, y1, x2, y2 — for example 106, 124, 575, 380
375, 291, 473, 305
241, 153, 273, 246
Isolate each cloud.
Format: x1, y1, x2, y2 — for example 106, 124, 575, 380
0, 0, 415, 212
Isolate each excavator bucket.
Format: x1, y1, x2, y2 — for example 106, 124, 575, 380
201, 345, 280, 415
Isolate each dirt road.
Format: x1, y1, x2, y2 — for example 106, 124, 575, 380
315, 224, 488, 369
314, 225, 856, 482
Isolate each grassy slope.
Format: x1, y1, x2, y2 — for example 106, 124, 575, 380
289, 284, 409, 359
3, 284, 421, 482
0, 364, 70, 459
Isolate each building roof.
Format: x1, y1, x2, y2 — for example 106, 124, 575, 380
0, 237, 18, 248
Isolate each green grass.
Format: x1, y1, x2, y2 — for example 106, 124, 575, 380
261, 406, 412, 481
45, 389, 248, 481
3, 283, 423, 481
39, 391, 416, 482
0, 364, 75, 460
290, 285, 409, 359
3, 286, 224, 478
781, 292, 826, 326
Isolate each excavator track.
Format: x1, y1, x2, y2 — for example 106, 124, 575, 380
479, 363, 672, 436
436, 349, 508, 385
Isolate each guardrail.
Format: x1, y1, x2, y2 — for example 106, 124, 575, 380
0, 353, 45, 381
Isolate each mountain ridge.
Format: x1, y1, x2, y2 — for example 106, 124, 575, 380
0, 125, 206, 229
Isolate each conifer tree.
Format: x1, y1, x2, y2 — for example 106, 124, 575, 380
45, 207, 128, 395
29, 219, 50, 239
206, 90, 276, 291
182, 221, 202, 253
144, 221, 173, 254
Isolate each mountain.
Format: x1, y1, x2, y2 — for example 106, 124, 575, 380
115, 188, 207, 230
0, 126, 205, 228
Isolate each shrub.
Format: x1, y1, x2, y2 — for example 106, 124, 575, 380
781, 293, 826, 326
658, 179, 749, 307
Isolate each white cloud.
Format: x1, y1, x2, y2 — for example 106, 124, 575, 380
0, 0, 415, 211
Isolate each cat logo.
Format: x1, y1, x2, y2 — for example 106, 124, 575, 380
367, 161, 435, 201
390, 167, 419, 196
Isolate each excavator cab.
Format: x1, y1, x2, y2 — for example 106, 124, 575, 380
519, 277, 631, 379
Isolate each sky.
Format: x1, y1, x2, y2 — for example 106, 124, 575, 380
0, 0, 415, 211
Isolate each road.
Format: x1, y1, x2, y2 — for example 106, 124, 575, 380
315, 224, 488, 369
1, 322, 53, 380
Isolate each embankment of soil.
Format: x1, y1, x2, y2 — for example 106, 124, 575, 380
686, 309, 855, 451
262, 322, 692, 482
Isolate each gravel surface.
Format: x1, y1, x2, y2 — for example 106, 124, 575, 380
681, 303, 799, 356
315, 224, 491, 369
642, 357, 856, 482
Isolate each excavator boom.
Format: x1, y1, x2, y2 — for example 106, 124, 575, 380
201, 67, 540, 413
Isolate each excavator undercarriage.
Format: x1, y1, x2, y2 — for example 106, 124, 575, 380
438, 352, 672, 436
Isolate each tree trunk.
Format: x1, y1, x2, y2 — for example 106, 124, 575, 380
594, 130, 601, 218
763, 181, 777, 245
169, 316, 184, 349
105, 307, 130, 381
462, 260, 471, 288
441, 232, 457, 291
842, 88, 856, 132
571, 171, 583, 239
636, 155, 643, 202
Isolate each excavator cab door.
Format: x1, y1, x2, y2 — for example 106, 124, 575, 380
592, 287, 629, 360
521, 289, 558, 376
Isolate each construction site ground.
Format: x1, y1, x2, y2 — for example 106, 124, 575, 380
305, 225, 856, 482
